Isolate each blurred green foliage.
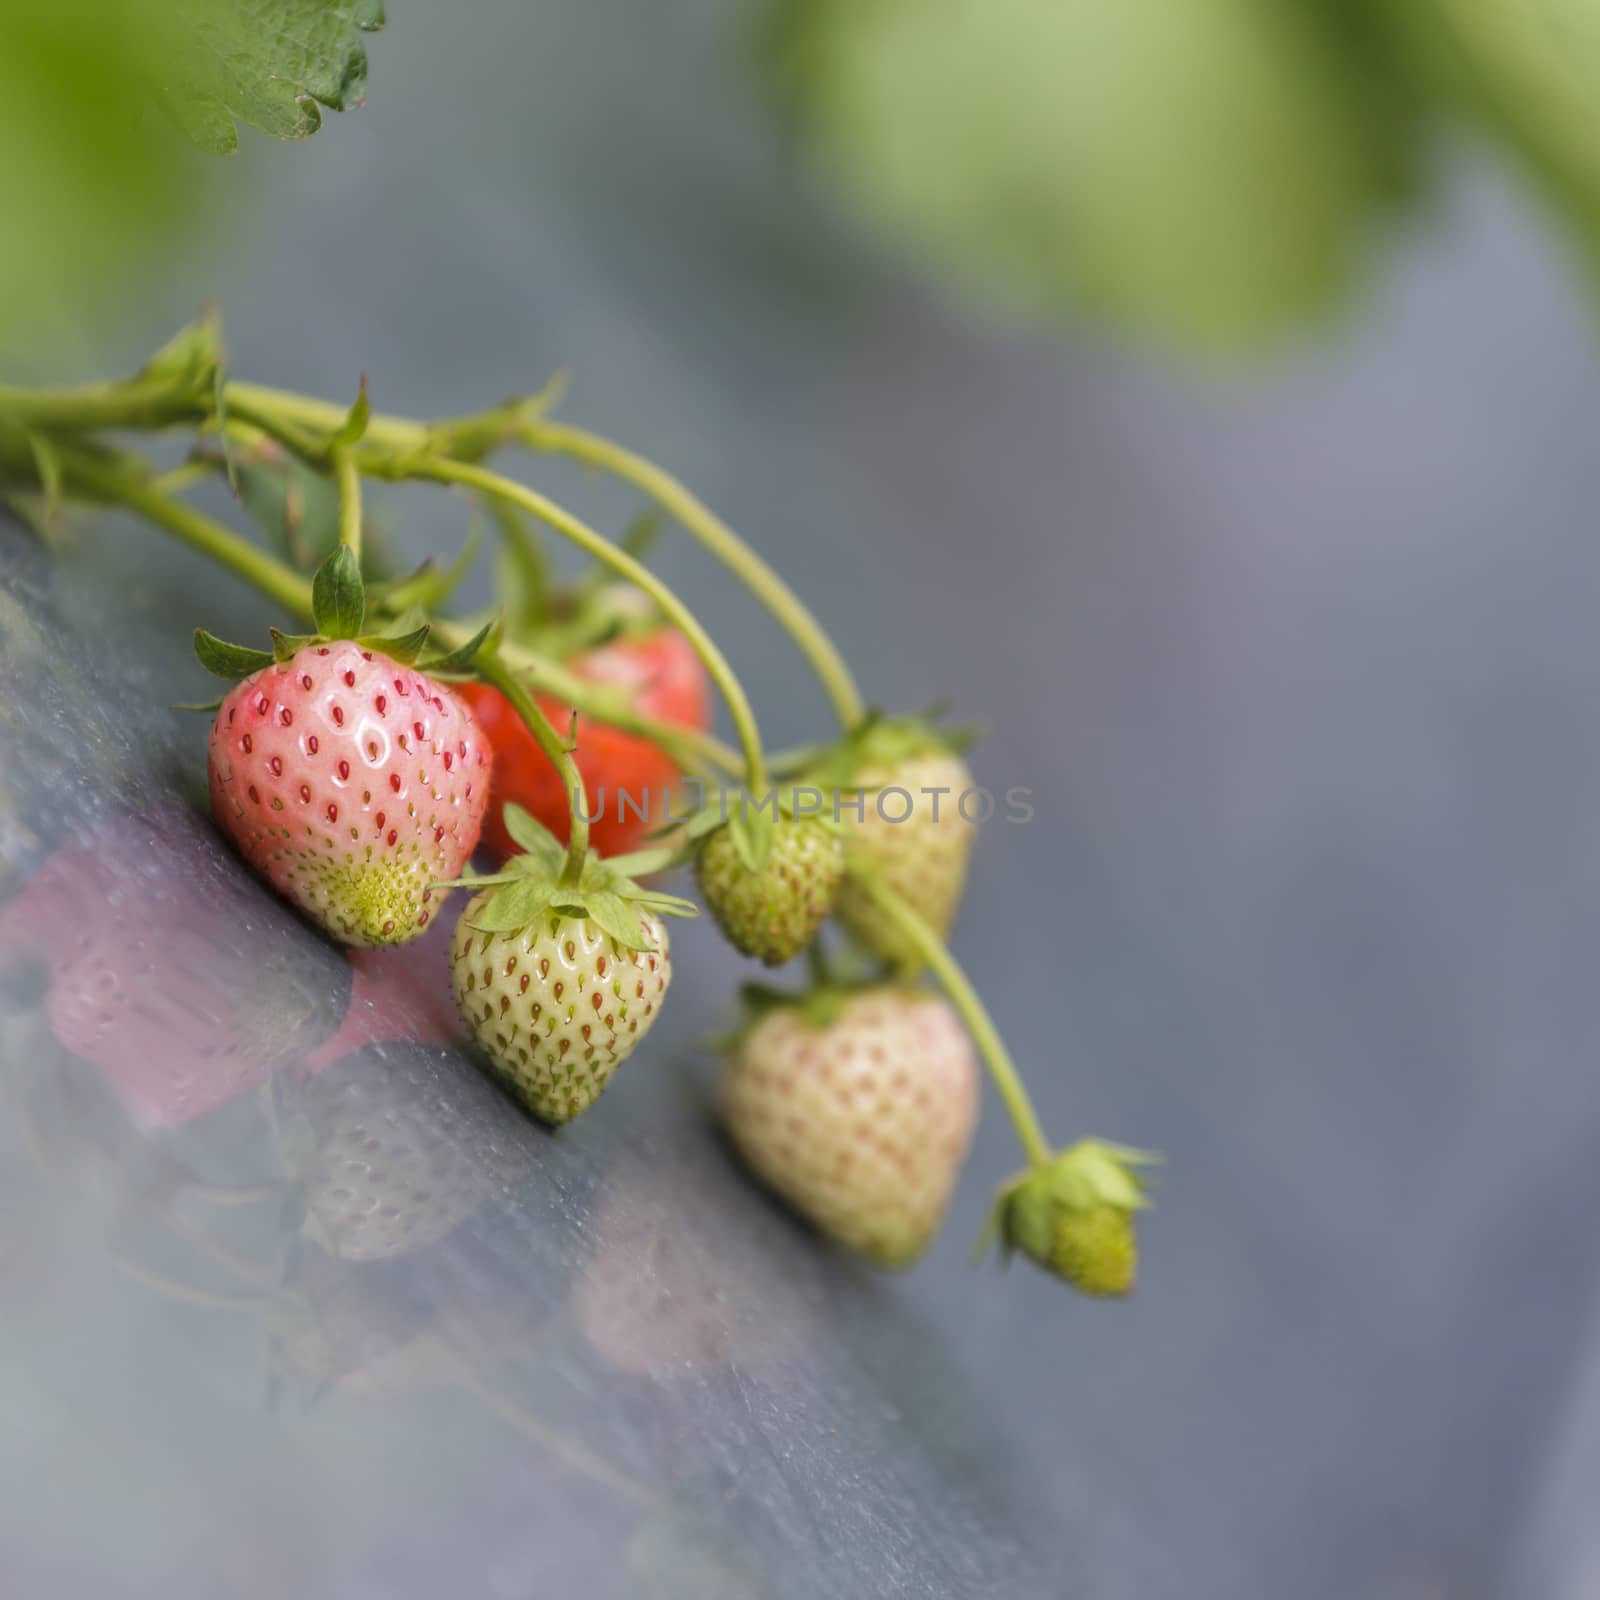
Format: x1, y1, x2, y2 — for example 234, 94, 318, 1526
765, 0, 1600, 351
0, 0, 382, 358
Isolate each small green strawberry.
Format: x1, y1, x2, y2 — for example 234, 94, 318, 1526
720, 984, 978, 1267
984, 1139, 1159, 1298
696, 811, 843, 966
791, 714, 978, 971
445, 804, 696, 1124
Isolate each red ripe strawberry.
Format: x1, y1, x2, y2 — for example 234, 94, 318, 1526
208, 640, 492, 947
460, 622, 709, 860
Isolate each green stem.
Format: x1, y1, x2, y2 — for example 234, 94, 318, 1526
0, 376, 205, 432
520, 419, 865, 731
475, 652, 589, 883
333, 446, 362, 565
847, 870, 1053, 1168
488, 642, 744, 780
409, 458, 769, 793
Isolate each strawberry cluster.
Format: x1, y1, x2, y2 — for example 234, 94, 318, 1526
0, 318, 1155, 1298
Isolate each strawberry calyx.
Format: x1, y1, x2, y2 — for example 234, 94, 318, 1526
774, 705, 982, 792
190, 546, 494, 687
437, 802, 697, 951
981, 1139, 1161, 1297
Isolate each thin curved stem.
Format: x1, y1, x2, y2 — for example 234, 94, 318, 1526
520, 419, 864, 730
846, 870, 1052, 1168
411, 458, 768, 792
475, 652, 588, 882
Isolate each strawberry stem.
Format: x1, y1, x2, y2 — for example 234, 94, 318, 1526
845, 869, 1054, 1169
518, 419, 865, 732
333, 446, 363, 566
474, 651, 590, 884
410, 457, 770, 795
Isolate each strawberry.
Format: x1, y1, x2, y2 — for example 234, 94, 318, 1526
832, 746, 977, 969
0, 806, 341, 1128
720, 986, 979, 1267
985, 1140, 1158, 1297
695, 812, 843, 966
445, 805, 696, 1124
459, 616, 710, 861
196, 548, 495, 949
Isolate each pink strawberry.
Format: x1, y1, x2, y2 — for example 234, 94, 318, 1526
208, 640, 492, 947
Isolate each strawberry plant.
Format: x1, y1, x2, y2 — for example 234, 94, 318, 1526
0, 311, 1156, 1296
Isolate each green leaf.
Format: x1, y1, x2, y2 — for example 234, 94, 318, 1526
582, 888, 651, 951
311, 544, 365, 639
500, 803, 566, 870
194, 629, 274, 679
147, 0, 388, 155
489, 498, 550, 637
357, 622, 430, 665
235, 451, 343, 572
767, 0, 1421, 350
423, 617, 498, 674
269, 628, 321, 663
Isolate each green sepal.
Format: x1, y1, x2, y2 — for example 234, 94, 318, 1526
422, 616, 498, 674
23, 430, 62, 523
269, 628, 321, 663
139, 310, 224, 400
357, 623, 431, 666
726, 805, 776, 873
170, 695, 226, 713
194, 630, 275, 679
327, 376, 371, 449
798, 706, 982, 791
499, 803, 566, 870
446, 810, 699, 949
311, 545, 366, 640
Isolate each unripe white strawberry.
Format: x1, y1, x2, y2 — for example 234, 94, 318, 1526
832, 748, 977, 969
451, 901, 672, 1125
721, 986, 978, 1267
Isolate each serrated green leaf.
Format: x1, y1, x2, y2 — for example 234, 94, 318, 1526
311, 544, 365, 639
500, 803, 566, 869
269, 628, 321, 663
194, 629, 274, 679
357, 622, 430, 665
582, 888, 651, 950
147, 0, 388, 155
424, 617, 498, 674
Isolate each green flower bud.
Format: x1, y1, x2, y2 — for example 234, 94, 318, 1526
983, 1138, 1158, 1298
